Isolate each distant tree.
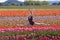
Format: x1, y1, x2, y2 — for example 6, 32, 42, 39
41, 1, 49, 5
24, 1, 34, 5
11, 3, 17, 5
7, 2, 11, 6
20, 3, 24, 6
57, 2, 60, 5
0, 3, 3, 6
35, 1, 41, 5
24, 1, 30, 5
24, 1, 49, 5
52, 2, 58, 5
24, 1, 41, 6
7, 2, 18, 6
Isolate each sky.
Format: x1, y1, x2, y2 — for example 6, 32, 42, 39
0, 0, 60, 3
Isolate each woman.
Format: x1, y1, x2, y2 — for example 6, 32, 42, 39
28, 10, 34, 25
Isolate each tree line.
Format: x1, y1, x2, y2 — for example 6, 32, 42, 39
0, 1, 49, 6
0, 1, 60, 6
24, 1, 49, 5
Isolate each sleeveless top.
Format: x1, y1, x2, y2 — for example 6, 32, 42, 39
28, 16, 34, 25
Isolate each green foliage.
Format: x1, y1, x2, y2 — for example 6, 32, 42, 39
34, 1, 41, 5
24, 1, 35, 5
0, 3, 3, 6
7, 2, 18, 6
0, 30, 60, 36
41, 1, 49, 5
24, 1, 49, 5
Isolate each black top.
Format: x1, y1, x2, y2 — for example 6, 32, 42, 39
28, 15, 34, 25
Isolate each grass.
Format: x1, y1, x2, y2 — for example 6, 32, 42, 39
0, 5, 60, 9
0, 30, 60, 36
0, 30, 60, 40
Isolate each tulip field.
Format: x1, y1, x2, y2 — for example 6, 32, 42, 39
0, 25, 60, 40
0, 9, 60, 16
0, 9, 60, 26
0, 9, 60, 40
